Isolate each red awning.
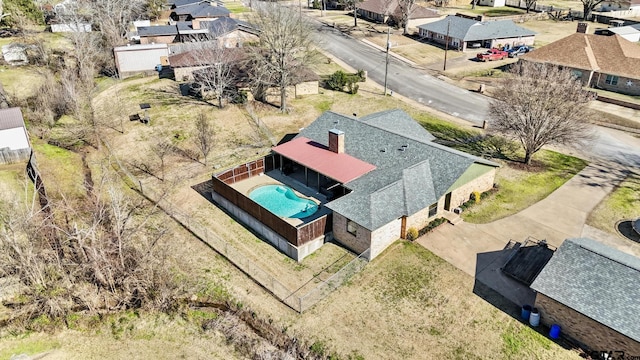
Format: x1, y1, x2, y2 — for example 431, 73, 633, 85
272, 137, 376, 184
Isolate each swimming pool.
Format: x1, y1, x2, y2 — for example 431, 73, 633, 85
249, 185, 318, 219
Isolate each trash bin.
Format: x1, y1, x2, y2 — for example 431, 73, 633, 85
529, 308, 540, 327
521, 305, 532, 321
549, 324, 561, 339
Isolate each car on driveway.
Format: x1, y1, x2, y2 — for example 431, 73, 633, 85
476, 48, 508, 62
507, 45, 533, 58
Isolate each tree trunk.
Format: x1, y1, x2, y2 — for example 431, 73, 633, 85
524, 151, 533, 165
280, 85, 287, 112
218, 94, 223, 109
354, 5, 358, 27
583, 4, 591, 21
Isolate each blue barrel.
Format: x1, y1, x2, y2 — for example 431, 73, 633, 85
549, 324, 561, 339
521, 305, 532, 321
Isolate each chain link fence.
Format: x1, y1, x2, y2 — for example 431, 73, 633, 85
102, 138, 369, 312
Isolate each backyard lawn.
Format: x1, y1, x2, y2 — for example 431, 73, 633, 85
587, 171, 640, 234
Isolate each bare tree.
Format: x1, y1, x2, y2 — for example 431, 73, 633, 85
524, 0, 536, 13
397, 0, 416, 35
580, 0, 605, 21
489, 61, 594, 165
193, 111, 215, 165
248, 3, 316, 113
187, 43, 243, 109
343, 0, 363, 26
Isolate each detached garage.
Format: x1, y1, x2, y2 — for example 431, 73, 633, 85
114, 43, 170, 79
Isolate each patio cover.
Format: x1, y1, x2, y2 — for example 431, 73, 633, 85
272, 137, 376, 184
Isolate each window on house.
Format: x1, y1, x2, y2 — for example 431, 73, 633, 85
428, 202, 437, 218
605, 75, 619, 85
347, 220, 358, 236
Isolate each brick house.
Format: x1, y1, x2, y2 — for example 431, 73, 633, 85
521, 32, 640, 96
417, 15, 536, 51
530, 238, 640, 354
211, 110, 498, 261
356, 0, 441, 29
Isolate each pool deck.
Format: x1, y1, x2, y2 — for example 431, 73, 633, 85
229, 170, 331, 227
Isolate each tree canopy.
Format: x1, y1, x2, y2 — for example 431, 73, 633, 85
489, 61, 594, 165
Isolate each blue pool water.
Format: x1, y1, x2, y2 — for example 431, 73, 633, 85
249, 185, 318, 219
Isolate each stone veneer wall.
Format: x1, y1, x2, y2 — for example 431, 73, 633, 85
407, 198, 443, 232
369, 217, 402, 259
332, 213, 371, 255
449, 168, 496, 210
535, 293, 640, 354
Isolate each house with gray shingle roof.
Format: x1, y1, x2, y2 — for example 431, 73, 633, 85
522, 32, 640, 96
356, 0, 441, 29
170, 3, 230, 22
530, 238, 640, 354
211, 109, 499, 261
417, 15, 536, 51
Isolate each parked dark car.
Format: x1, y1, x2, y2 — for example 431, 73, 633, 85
507, 45, 534, 58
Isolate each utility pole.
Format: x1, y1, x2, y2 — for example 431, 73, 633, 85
443, 18, 451, 71
383, 27, 390, 96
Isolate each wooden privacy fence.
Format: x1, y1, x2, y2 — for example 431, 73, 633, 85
102, 138, 369, 313
0, 148, 30, 165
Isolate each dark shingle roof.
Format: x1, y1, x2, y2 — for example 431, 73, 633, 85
418, 15, 536, 42
0, 107, 26, 131
297, 110, 498, 230
170, 0, 203, 8
137, 25, 178, 36
173, 3, 230, 18
530, 238, 640, 342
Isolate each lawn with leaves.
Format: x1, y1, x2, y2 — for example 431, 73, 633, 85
587, 172, 640, 234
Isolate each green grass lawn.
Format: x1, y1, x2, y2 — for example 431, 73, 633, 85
224, 1, 250, 13
462, 151, 588, 223
587, 172, 640, 234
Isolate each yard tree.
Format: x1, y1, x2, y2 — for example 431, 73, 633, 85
193, 111, 215, 165
248, 3, 316, 113
187, 42, 243, 109
398, 0, 416, 34
524, 0, 536, 13
489, 61, 594, 165
580, 0, 605, 21
342, 0, 363, 26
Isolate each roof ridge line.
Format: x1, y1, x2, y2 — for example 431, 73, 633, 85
577, 243, 640, 272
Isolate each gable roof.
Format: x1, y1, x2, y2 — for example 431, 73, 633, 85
522, 33, 640, 79
168, 47, 245, 67
530, 238, 640, 342
0, 107, 26, 131
358, 0, 439, 19
170, 0, 204, 8
295, 110, 498, 230
417, 15, 536, 41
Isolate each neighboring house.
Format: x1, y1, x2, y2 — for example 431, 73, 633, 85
357, 0, 440, 28
600, 0, 640, 11
211, 110, 499, 261
50, 22, 91, 33
114, 43, 170, 79
521, 32, 640, 96
138, 25, 179, 44
170, 0, 207, 9
138, 18, 257, 45
417, 15, 536, 51
599, 23, 640, 42
0, 107, 31, 164
168, 47, 245, 81
170, 3, 230, 22
530, 238, 640, 354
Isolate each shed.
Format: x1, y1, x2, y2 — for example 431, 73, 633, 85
0, 107, 31, 164
114, 43, 170, 79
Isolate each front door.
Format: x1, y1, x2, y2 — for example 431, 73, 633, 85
444, 192, 452, 211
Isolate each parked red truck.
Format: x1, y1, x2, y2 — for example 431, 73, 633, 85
476, 48, 508, 62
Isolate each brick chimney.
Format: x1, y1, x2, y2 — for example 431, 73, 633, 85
328, 129, 344, 154
576, 22, 589, 34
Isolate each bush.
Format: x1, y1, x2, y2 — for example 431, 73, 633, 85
326, 70, 362, 94
471, 191, 481, 204
406, 227, 419, 241
417, 217, 447, 237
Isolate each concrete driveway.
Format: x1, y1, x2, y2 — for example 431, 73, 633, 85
417, 160, 639, 306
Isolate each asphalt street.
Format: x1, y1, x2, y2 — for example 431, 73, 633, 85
315, 24, 490, 124
313, 22, 640, 167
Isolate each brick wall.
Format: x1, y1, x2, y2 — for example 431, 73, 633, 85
450, 168, 496, 210
535, 293, 640, 354
332, 213, 371, 255
407, 198, 441, 231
